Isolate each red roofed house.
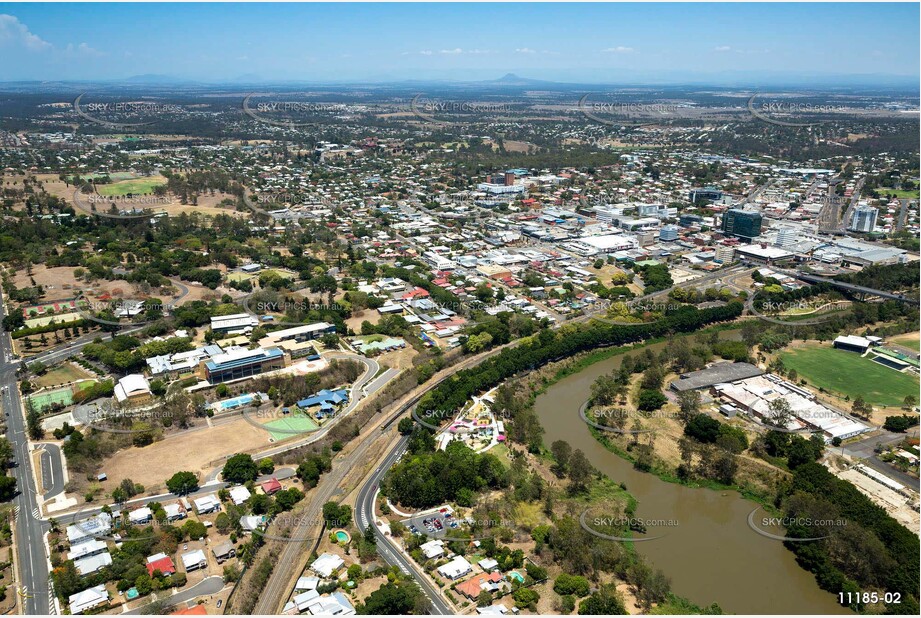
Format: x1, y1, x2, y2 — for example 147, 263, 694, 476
146, 555, 176, 577
261, 478, 282, 495
456, 572, 503, 599
401, 287, 430, 301
171, 605, 208, 615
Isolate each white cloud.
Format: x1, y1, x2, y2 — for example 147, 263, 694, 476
714, 45, 731, 52
439, 48, 463, 55
516, 47, 536, 54
602, 46, 634, 54
0, 14, 52, 51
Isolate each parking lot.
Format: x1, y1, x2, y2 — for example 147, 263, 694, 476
400, 504, 459, 539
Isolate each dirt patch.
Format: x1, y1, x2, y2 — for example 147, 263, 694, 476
92, 417, 272, 492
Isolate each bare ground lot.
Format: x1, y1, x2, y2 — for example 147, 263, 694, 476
13, 265, 138, 303
87, 416, 276, 494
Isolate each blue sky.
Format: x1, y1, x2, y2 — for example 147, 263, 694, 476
0, 3, 917, 84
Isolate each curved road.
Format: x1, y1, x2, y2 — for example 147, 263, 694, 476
355, 435, 453, 614
124, 575, 224, 615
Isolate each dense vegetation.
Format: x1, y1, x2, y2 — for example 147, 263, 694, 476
417, 302, 743, 423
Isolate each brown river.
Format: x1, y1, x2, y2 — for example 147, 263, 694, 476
533, 332, 849, 614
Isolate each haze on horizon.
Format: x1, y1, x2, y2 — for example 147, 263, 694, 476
0, 2, 918, 86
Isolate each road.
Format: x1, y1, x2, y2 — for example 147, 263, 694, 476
354, 435, 453, 614
840, 430, 921, 489
124, 576, 224, 615
1, 287, 53, 615
253, 264, 757, 612
49, 468, 297, 527
39, 443, 65, 499
250, 332, 541, 614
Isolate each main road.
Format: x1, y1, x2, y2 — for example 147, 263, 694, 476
1, 287, 53, 615
354, 434, 454, 614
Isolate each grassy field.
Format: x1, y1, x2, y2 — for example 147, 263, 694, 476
878, 189, 920, 199
96, 176, 167, 196
890, 332, 920, 352
780, 343, 919, 408
33, 363, 94, 388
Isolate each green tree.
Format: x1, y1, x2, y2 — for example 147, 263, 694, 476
222, 453, 258, 484
165, 471, 199, 495
579, 583, 627, 615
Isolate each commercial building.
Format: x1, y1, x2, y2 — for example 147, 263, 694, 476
714, 374, 869, 442
259, 322, 335, 358
848, 205, 879, 233
114, 374, 153, 406
775, 227, 799, 249
714, 245, 736, 264
734, 244, 795, 265
146, 344, 224, 376
199, 346, 285, 384
210, 312, 260, 334
659, 225, 679, 241
669, 362, 764, 392
690, 187, 723, 202
721, 208, 763, 240
833, 335, 873, 353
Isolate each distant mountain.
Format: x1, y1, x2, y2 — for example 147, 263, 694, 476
488, 73, 556, 86
123, 74, 184, 84
229, 73, 264, 84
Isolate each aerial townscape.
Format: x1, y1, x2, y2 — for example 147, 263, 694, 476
0, 2, 918, 617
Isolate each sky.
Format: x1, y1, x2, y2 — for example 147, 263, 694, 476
0, 2, 918, 84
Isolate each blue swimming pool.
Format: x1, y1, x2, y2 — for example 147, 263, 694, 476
217, 392, 267, 410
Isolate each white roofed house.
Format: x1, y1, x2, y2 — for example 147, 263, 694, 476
229, 485, 252, 505
66, 512, 113, 545
437, 555, 473, 580
163, 503, 186, 522
310, 553, 345, 578
420, 539, 445, 560
128, 506, 153, 525
68, 584, 109, 615
181, 548, 208, 571
193, 494, 221, 514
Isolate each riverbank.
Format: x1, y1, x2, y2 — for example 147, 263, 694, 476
528, 326, 849, 614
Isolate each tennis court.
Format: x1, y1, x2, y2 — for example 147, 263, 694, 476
29, 387, 74, 411
264, 414, 319, 440
28, 381, 95, 411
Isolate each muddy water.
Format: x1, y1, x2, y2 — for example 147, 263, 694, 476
534, 333, 848, 614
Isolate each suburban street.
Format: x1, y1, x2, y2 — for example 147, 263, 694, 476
124, 576, 225, 615
1, 287, 53, 615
